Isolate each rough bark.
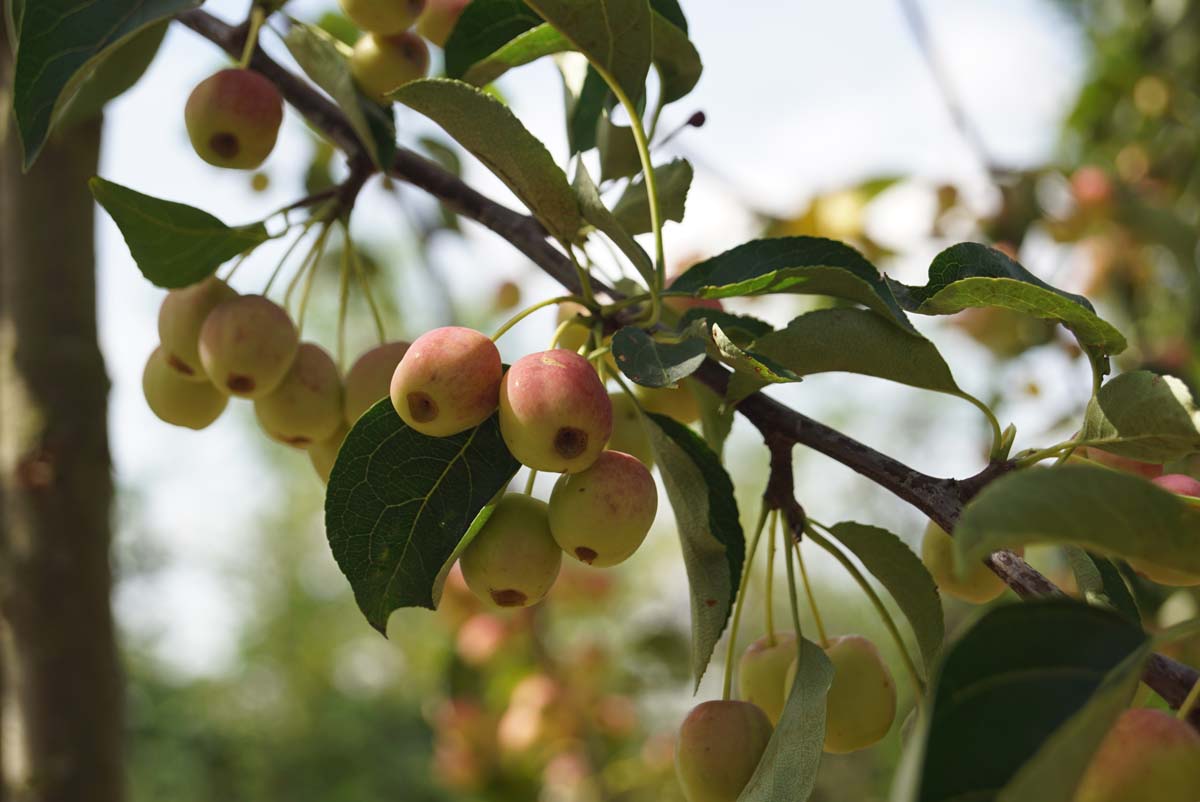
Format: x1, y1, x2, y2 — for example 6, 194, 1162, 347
0, 19, 125, 802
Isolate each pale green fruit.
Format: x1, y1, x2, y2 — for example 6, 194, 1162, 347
415, 0, 469, 46
390, 327, 501, 437
637, 382, 700, 425
157, 276, 238, 381
675, 700, 773, 802
499, 349, 612, 473
344, 341, 410, 425
309, 423, 349, 484
350, 32, 430, 101
1075, 709, 1200, 802
921, 522, 1008, 604
198, 295, 299, 398
738, 632, 797, 725
185, 69, 283, 170
548, 450, 658, 566
460, 495, 561, 609
787, 635, 895, 754
339, 0, 426, 34
607, 392, 654, 468
254, 343, 343, 447
142, 347, 227, 430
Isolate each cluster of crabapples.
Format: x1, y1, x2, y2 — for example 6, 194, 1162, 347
143, 275, 412, 481
183, 0, 468, 170
391, 325, 660, 607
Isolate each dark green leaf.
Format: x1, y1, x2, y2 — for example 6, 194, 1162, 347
826, 522, 944, 676
12, 0, 200, 168
739, 638, 833, 802
284, 21, 396, 169
54, 21, 167, 130
651, 11, 702, 104
525, 0, 653, 103
598, 115, 643, 181
417, 136, 462, 176
889, 243, 1126, 364
677, 309, 773, 341
566, 66, 609, 153
90, 178, 269, 289
650, 0, 687, 31
710, 325, 802, 388
611, 327, 707, 387
668, 237, 916, 334
645, 414, 744, 688
1079, 371, 1200, 463
393, 78, 582, 243
573, 163, 655, 286
460, 25, 571, 86
443, 0, 542, 78
726, 308, 961, 403
955, 464, 1200, 581
694, 379, 735, 458
325, 402, 521, 633
895, 601, 1147, 802
1062, 547, 1141, 623
612, 159, 693, 234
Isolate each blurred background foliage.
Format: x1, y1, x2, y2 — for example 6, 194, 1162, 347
118, 0, 1200, 800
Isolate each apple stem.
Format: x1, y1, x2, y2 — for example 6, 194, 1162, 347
238, 6, 266, 70
1177, 677, 1200, 722
794, 536, 829, 649
347, 237, 388, 346
523, 470, 539, 497
723, 502, 771, 702
764, 509, 777, 646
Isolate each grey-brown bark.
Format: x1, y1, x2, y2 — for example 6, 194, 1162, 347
0, 18, 124, 802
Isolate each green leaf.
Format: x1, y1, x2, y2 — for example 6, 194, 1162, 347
393, 79, 582, 243
893, 600, 1147, 802
1062, 546, 1140, 623
726, 309, 962, 404
460, 25, 571, 86
598, 115, 643, 181
668, 237, 917, 334
53, 21, 168, 130
1079, 371, 1200, 463
566, 65, 609, 153
612, 159, 693, 235
651, 11, 702, 104
284, 21, 396, 170
955, 464, 1200, 581
710, 325, 803, 388
650, 0, 687, 31
739, 638, 833, 802
826, 522, 944, 676
443, 0, 543, 79
12, 0, 200, 168
694, 379, 735, 458
89, 178, 269, 289
325, 402, 521, 633
645, 414, 744, 688
677, 309, 774, 342
573, 163, 655, 286
889, 243, 1126, 366
525, 0, 653, 104
611, 327, 707, 387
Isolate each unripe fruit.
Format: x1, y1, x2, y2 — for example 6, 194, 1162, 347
308, 423, 349, 483
185, 69, 283, 170
416, 0, 470, 46
157, 277, 238, 381
339, 0, 426, 35
548, 450, 657, 566
350, 32, 430, 101
787, 635, 895, 754
1127, 474, 1200, 586
142, 347, 228, 430
499, 350, 613, 473
921, 522, 1009, 604
460, 494, 562, 608
198, 295, 299, 398
607, 393, 654, 468
738, 632, 797, 726
1074, 708, 1200, 802
675, 700, 772, 802
390, 327, 501, 437
1082, 446, 1162, 479
637, 383, 701, 425
254, 342, 343, 447
344, 341, 411, 424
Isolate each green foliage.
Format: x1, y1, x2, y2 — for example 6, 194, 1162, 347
645, 413, 744, 689
325, 401, 520, 632
611, 158, 693, 235
611, 326, 707, 388
894, 601, 1147, 802
11, 0, 199, 168
525, 0, 653, 103
89, 178, 268, 289
53, 21, 168, 130
443, 0, 544, 79
1062, 546, 1141, 623
573, 162, 655, 285
1080, 371, 1200, 462
955, 465, 1200, 578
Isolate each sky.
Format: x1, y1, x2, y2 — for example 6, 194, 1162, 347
98, 0, 1089, 676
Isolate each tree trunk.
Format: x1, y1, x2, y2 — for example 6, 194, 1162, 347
0, 17, 125, 802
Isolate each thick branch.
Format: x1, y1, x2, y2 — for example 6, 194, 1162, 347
177, 8, 1200, 721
